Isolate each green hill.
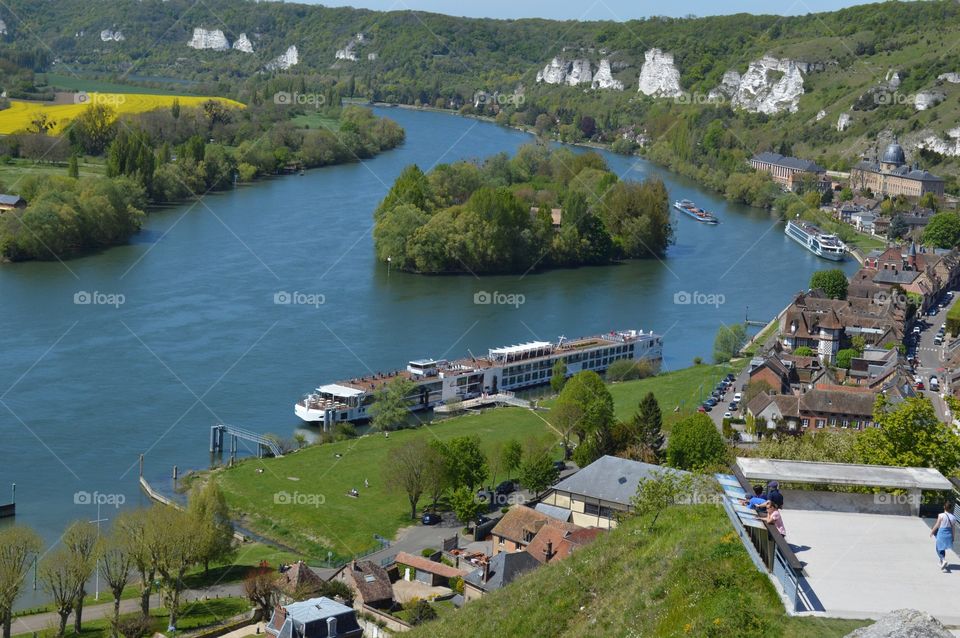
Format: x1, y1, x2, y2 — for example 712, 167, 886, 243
408, 505, 867, 638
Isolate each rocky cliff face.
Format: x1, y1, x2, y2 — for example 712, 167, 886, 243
335, 40, 358, 61
566, 59, 592, 86
637, 48, 682, 98
266, 45, 298, 70
915, 127, 960, 156
846, 609, 952, 638
100, 29, 124, 42
837, 112, 852, 131
188, 28, 230, 51
711, 56, 804, 114
937, 72, 960, 83
232, 33, 253, 53
591, 59, 623, 90
914, 90, 945, 110
536, 57, 588, 86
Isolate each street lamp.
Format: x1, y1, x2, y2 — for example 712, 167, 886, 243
89, 502, 108, 601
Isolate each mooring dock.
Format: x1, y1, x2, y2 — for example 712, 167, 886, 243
433, 391, 532, 413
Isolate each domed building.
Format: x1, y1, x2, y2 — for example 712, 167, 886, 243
850, 138, 944, 198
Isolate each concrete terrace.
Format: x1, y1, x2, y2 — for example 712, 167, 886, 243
786, 509, 960, 624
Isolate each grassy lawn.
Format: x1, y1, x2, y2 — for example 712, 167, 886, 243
0, 158, 106, 187
406, 505, 869, 638
14, 597, 251, 638
41, 73, 182, 96
290, 112, 340, 131
216, 408, 559, 560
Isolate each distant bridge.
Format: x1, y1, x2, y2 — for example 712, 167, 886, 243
210, 424, 284, 458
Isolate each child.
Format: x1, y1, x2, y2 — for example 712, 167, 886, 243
764, 501, 786, 537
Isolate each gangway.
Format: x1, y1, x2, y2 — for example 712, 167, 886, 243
210, 423, 283, 458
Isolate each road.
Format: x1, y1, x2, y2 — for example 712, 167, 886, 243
909, 291, 957, 423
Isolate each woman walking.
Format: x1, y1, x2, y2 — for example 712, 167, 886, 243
930, 501, 958, 572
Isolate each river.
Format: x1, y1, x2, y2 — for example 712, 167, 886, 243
0, 107, 857, 598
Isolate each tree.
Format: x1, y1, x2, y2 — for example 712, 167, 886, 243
839, 187, 853, 202
438, 436, 488, 491
555, 371, 614, 447
67, 154, 79, 178
631, 470, 699, 531
922, 212, 960, 249
792, 346, 814, 356
835, 348, 857, 369
666, 413, 729, 471
39, 547, 80, 638
621, 392, 665, 463
100, 533, 133, 635
112, 615, 152, 638
502, 439, 523, 478
62, 521, 103, 633
369, 377, 415, 432
243, 567, 280, 621
810, 269, 848, 300
851, 334, 866, 355
422, 443, 449, 510
854, 396, 960, 475
550, 358, 568, 393
517, 445, 559, 497
114, 508, 158, 617
67, 104, 116, 155
713, 324, 746, 363
888, 214, 907, 240
449, 486, 483, 524
385, 439, 429, 519
150, 506, 201, 629
0, 525, 42, 638
187, 480, 235, 575
406, 598, 437, 625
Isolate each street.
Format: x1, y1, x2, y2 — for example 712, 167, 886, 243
908, 291, 957, 423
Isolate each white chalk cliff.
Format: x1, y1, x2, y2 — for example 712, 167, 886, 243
637, 48, 682, 98
100, 29, 125, 42
937, 72, 960, 84
914, 90, 945, 111
712, 56, 804, 114
188, 28, 230, 51
591, 59, 623, 90
837, 112, 852, 131
566, 59, 592, 86
815, 109, 827, 121
536, 57, 591, 86
266, 45, 299, 71
232, 33, 253, 53
917, 127, 960, 157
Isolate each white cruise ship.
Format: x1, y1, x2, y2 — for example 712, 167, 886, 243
785, 219, 845, 261
295, 329, 663, 427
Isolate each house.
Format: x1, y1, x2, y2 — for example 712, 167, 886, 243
524, 521, 604, 565
391, 551, 467, 587
529, 206, 563, 229
0, 194, 26, 212
748, 351, 823, 394
266, 597, 363, 638
539, 455, 687, 528
855, 244, 960, 310
850, 210, 878, 233
750, 152, 827, 192
278, 561, 325, 598
490, 506, 551, 556
850, 140, 944, 198
462, 550, 540, 602
330, 560, 393, 609
747, 385, 878, 432
847, 346, 898, 382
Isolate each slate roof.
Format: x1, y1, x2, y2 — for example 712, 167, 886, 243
853, 160, 943, 182
549, 455, 687, 507
752, 152, 825, 173
464, 551, 540, 592
0, 194, 24, 206
534, 502, 572, 522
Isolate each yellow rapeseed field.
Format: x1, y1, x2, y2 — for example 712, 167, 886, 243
0, 93, 245, 135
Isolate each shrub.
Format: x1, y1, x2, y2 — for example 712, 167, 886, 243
420, 548, 436, 557
793, 346, 814, 356
666, 413, 729, 470
606, 358, 656, 382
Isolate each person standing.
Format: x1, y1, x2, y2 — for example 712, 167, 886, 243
765, 501, 786, 538
931, 501, 958, 572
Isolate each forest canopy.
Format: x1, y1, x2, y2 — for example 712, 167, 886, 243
373, 145, 672, 274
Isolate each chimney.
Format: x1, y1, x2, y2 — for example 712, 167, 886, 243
326, 616, 337, 638
351, 559, 357, 571
544, 541, 554, 561
483, 560, 490, 583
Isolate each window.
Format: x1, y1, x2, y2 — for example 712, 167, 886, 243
801, 418, 809, 427
842, 419, 849, 429
816, 419, 825, 429
830, 417, 838, 427
583, 502, 614, 518
498, 536, 504, 546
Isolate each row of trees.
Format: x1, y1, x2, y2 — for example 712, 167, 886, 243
373, 145, 673, 274
0, 481, 234, 638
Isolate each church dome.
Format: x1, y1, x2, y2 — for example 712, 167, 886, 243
881, 141, 906, 165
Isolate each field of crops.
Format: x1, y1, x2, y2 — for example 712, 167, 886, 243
0, 93, 245, 134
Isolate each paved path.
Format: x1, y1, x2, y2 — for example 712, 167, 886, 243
12, 583, 244, 635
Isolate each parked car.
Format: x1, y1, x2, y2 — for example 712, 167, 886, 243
935, 336, 944, 346
495, 481, 515, 496
916, 381, 925, 391
913, 326, 922, 335
728, 401, 739, 411
697, 405, 707, 413
723, 412, 732, 419
725, 373, 736, 382
701, 403, 713, 412
475, 514, 491, 526
733, 392, 742, 402
553, 460, 566, 472
422, 512, 441, 525
705, 398, 718, 407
